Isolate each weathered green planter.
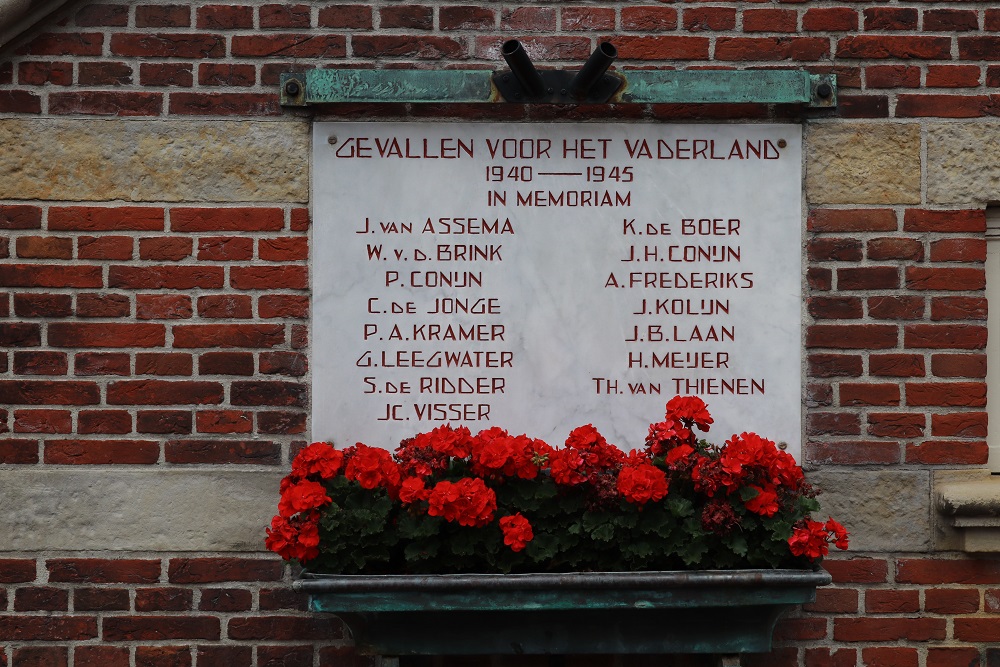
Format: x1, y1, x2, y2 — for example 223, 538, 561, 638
294, 569, 831, 655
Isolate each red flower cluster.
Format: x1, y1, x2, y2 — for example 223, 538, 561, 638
426, 477, 498, 527
788, 518, 850, 560
500, 513, 534, 552
344, 443, 401, 493
617, 457, 669, 506
470, 427, 551, 480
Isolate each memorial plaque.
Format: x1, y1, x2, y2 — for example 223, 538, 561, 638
313, 122, 803, 458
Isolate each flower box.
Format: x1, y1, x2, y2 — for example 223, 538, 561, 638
294, 569, 831, 655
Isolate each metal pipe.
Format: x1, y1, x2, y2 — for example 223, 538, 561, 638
569, 42, 617, 100
501, 39, 545, 99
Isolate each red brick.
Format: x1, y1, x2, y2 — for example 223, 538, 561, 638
906, 440, 988, 465
904, 209, 986, 233
501, 6, 555, 30
834, 617, 945, 642
955, 618, 1000, 642
809, 209, 896, 232
18, 61, 72, 86
260, 4, 311, 29
78, 410, 132, 435
804, 648, 857, 667
863, 7, 918, 30
135, 5, 191, 27
51, 206, 164, 231
17, 33, 103, 56
803, 8, 857, 32
232, 34, 346, 57
866, 65, 920, 89
0, 264, 102, 288
196, 645, 252, 667
173, 208, 283, 232
684, 7, 736, 31
136, 587, 193, 612
165, 439, 281, 464
14, 294, 73, 318
0, 205, 41, 230
79, 61, 133, 85
74, 588, 129, 611
259, 294, 309, 319
0, 89, 41, 113
14, 409, 72, 434
932, 411, 987, 437
926, 647, 982, 667
291, 325, 307, 349
75, 646, 129, 667
198, 236, 255, 261
868, 413, 925, 438
380, 5, 432, 29
11, 647, 68, 667
76, 4, 129, 26
199, 63, 256, 87
931, 349, 988, 376
173, 325, 284, 349
925, 588, 980, 614
260, 352, 307, 376
805, 441, 900, 465
867, 237, 923, 261
927, 65, 981, 88
932, 296, 987, 321
200, 588, 254, 612
48, 558, 161, 583
904, 324, 987, 350
231, 381, 307, 407
50, 91, 162, 117
0, 323, 41, 347
930, 238, 985, 263
196, 410, 253, 434
14, 586, 69, 611
960, 38, 1000, 61
803, 588, 858, 614
838, 35, 950, 59
135, 352, 193, 376
808, 237, 862, 261
231, 266, 307, 290
78, 236, 133, 260
227, 615, 344, 640
136, 410, 192, 434
75, 353, 130, 376
140, 63, 193, 87
743, 8, 797, 32
108, 266, 224, 289
259, 587, 307, 611
807, 412, 860, 436
907, 382, 986, 407
866, 589, 919, 613
717, 36, 828, 61
199, 352, 254, 376
258, 645, 313, 667
140, 237, 192, 261
136, 294, 193, 320
135, 646, 193, 667
77, 293, 130, 318
0, 380, 100, 405
197, 4, 253, 29
867, 296, 925, 321
107, 380, 223, 405
48, 323, 164, 348
111, 33, 224, 58
924, 8, 979, 31
562, 7, 615, 31
837, 95, 889, 118
257, 411, 306, 435
103, 616, 221, 641
907, 267, 984, 291
839, 382, 900, 406
171, 91, 278, 116
860, 648, 917, 667
15, 236, 71, 259
168, 558, 282, 583
897, 94, 993, 119
837, 266, 898, 290
806, 324, 897, 349
44, 440, 160, 464
259, 237, 308, 261
602, 35, 709, 60
0, 559, 37, 583
316, 5, 372, 29
808, 354, 862, 378
773, 617, 827, 641
197, 295, 252, 319
621, 6, 677, 31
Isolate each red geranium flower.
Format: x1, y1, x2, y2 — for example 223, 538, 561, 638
499, 513, 534, 552
617, 462, 669, 506
265, 512, 320, 562
665, 395, 713, 431
744, 484, 780, 517
788, 519, 831, 560
278, 478, 331, 518
398, 476, 429, 504
291, 442, 344, 480
344, 443, 402, 492
426, 477, 497, 527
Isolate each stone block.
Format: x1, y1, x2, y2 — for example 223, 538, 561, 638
810, 470, 931, 552
0, 469, 284, 551
805, 122, 921, 205
927, 123, 1000, 205
0, 119, 308, 203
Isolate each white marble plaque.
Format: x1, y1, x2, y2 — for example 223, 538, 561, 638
312, 122, 803, 458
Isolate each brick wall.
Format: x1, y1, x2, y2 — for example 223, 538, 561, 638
2, 1, 999, 666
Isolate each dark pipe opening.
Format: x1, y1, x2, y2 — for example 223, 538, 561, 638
501, 39, 545, 99
569, 42, 617, 100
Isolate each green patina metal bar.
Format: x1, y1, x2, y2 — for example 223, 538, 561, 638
280, 69, 836, 107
